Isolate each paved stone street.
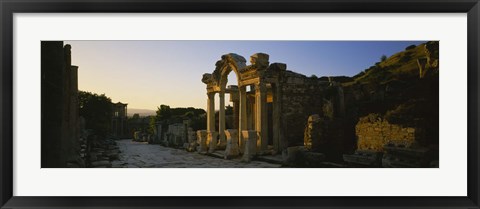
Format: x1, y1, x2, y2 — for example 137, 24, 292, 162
111, 139, 281, 168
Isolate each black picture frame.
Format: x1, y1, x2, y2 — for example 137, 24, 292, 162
1, 0, 479, 208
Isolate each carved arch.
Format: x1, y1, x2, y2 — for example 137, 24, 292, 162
216, 53, 247, 91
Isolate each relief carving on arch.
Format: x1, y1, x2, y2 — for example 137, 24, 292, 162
203, 53, 247, 87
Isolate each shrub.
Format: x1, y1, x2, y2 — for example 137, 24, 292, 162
78, 91, 113, 137
405, 44, 416, 50
380, 55, 387, 62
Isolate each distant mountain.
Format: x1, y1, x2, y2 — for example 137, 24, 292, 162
127, 108, 156, 117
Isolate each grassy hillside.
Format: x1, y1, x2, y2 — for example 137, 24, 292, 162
341, 41, 439, 147
347, 43, 428, 87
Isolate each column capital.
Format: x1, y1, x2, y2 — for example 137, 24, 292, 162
207, 92, 215, 99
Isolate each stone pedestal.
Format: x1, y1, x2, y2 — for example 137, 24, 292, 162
224, 129, 239, 159
186, 130, 197, 152
196, 130, 208, 153
241, 130, 258, 162
207, 131, 218, 153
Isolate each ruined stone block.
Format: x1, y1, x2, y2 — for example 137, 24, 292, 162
224, 129, 239, 159
185, 130, 197, 152
356, 114, 418, 152
284, 146, 326, 167
207, 131, 218, 153
382, 144, 432, 168
343, 150, 383, 167
196, 130, 208, 153
241, 130, 258, 162
284, 146, 306, 166
250, 53, 269, 69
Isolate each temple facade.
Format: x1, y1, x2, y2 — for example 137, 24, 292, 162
200, 53, 341, 161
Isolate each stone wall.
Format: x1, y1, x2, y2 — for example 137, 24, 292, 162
303, 114, 347, 161
280, 71, 330, 146
164, 123, 188, 147
356, 114, 421, 152
41, 41, 82, 168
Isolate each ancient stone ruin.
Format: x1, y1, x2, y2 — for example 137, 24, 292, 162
41, 41, 121, 168
41, 42, 83, 168
195, 43, 439, 167
198, 53, 348, 162
42, 41, 439, 168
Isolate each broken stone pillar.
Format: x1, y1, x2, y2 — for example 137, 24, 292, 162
250, 53, 270, 70
207, 131, 218, 153
241, 130, 258, 162
186, 130, 197, 152
196, 130, 208, 153
304, 114, 323, 151
224, 129, 239, 159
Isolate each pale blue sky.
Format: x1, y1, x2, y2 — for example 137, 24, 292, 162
65, 41, 424, 110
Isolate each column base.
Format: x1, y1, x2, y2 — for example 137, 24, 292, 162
207, 131, 218, 153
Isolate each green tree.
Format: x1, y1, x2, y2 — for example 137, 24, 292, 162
78, 91, 113, 137
132, 113, 140, 120
156, 104, 172, 121
148, 116, 156, 134
380, 55, 387, 62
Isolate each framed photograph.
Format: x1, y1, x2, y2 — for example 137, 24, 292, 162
1, 0, 479, 208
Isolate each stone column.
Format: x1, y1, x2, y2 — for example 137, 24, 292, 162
241, 130, 258, 162
255, 83, 268, 152
224, 129, 239, 159
196, 130, 208, 154
239, 86, 247, 153
218, 92, 226, 148
207, 92, 215, 132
